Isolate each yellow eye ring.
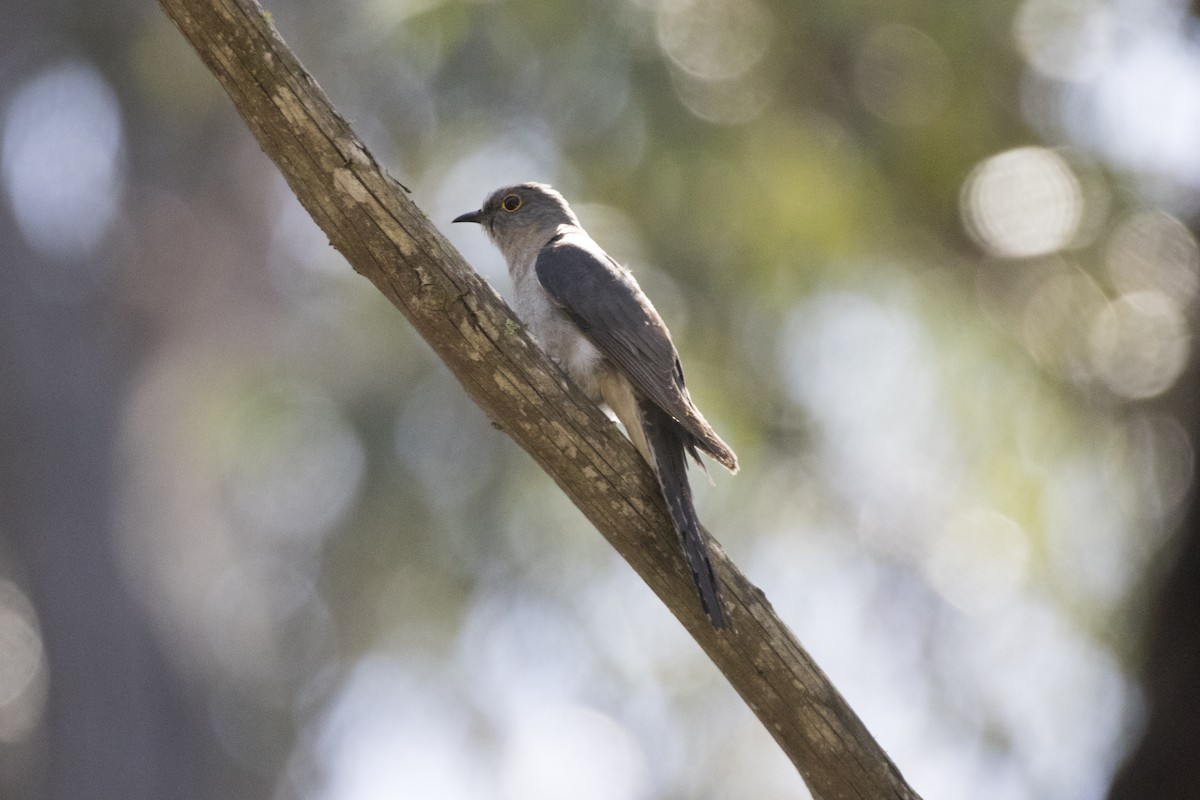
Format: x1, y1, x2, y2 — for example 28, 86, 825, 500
501, 194, 522, 212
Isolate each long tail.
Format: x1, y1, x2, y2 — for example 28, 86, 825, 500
639, 399, 729, 629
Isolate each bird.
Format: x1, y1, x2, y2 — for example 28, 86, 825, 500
453, 183, 738, 628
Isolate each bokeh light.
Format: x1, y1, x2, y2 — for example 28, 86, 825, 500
955, 595, 1131, 799
1, 62, 125, 267
221, 383, 366, 543
656, 0, 775, 124
309, 657, 487, 800
0, 581, 45, 744
1087, 291, 1189, 400
655, 0, 773, 82
1014, 0, 1114, 83
500, 704, 646, 800
1106, 209, 1200, 301
1057, 20, 1200, 193
1100, 39, 1200, 188
1020, 265, 1106, 380
667, 68, 774, 126
924, 508, 1030, 615
781, 291, 949, 525
962, 147, 1083, 259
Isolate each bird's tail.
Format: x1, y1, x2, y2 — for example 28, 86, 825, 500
639, 399, 729, 629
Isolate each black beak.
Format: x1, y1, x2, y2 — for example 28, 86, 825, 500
452, 209, 483, 224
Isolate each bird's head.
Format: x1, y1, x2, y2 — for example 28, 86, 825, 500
453, 182, 579, 259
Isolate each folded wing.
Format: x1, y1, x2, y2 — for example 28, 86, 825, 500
534, 230, 737, 473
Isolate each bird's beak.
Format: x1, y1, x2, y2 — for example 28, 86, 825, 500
452, 209, 483, 224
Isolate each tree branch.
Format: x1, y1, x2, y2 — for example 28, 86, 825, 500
157, 0, 922, 797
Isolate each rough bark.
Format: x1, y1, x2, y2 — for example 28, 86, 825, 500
156, 0, 923, 797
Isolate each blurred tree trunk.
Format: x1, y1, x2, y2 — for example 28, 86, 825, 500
0, 243, 208, 800
1108, 438, 1200, 799
0, 6, 230, 800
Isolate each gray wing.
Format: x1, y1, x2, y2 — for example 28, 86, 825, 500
535, 230, 689, 419
535, 230, 739, 473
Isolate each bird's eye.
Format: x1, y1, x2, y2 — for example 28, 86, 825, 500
501, 194, 522, 212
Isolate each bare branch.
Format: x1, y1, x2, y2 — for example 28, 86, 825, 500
156, 0, 922, 796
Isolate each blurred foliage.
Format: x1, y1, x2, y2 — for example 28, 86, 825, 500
3, 0, 1200, 798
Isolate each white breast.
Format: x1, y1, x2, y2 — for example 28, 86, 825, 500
512, 264, 605, 401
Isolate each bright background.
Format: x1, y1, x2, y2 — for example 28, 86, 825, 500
1, 0, 1198, 798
